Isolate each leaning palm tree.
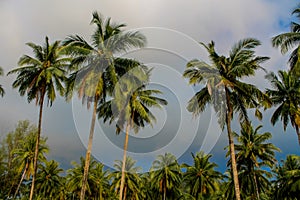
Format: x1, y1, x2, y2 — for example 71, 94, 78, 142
182, 151, 223, 199
63, 12, 146, 200
98, 67, 167, 200
272, 5, 300, 73
12, 131, 48, 199
233, 122, 280, 199
0, 67, 5, 97
35, 160, 64, 199
183, 38, 270, 200
266, 70, 300, 145
7, 36, 69, 200
150, 153, 182, 200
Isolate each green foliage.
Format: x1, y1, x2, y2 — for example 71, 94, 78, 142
266, 70, 300, 144
0, 120, 48, 199
272, 5, 300, 72
272, 155, 300, 199
8, 37, 70, 106
182, 152, 224, 199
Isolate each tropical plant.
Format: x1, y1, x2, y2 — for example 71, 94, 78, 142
35, 160, 64, 199
150, 153, 182, 200
98, 67, 167, 200
266, 70, 300, 145
110, 157, 144, 200
272, 5, 300, 73
183, 38, 270, 200
182, 151, 223, 199
7, 36, 69, 200
63, 12, 146, 200
89, 162, 111, 200
0, 67, 5, 96
233, 122, 279, 199
12, 130, 48, 199
272, 155, 300, 199
66, 157, 95, 199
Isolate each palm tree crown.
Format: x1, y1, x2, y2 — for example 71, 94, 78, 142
272, 5, 300, 71
266, 70, 300, 145
182, 151, 223, 199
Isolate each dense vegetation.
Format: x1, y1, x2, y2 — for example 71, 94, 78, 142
0, 120, 299, 199
0, 6, 300, 200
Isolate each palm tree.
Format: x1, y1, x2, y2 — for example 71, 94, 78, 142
272, 5, 300, 73
272, 155, 300, 199
110, 157, 144, 200
99, 70, 167, 200
0, 67, 5, 96
182, 151, 223, 199
63, 12, 146, 200
183, 38, 270, 200
233, 122, 280, 199
7, 36, 69, 200
89, 162, 111, 200
66, 157, 98, 199
12, 131, 48, 199
266, 70, 300, 145
150, 153, 182, 200
35, 160, 64, 199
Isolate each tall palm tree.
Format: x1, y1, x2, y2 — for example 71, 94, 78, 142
7, 37, 68, 200
272, 155, 300, 199
183, 38, 270, 200
150, 153, 182, 200
12, 131, 48, 199
110, 157, 144, 200
272, 5, 300, 73
0, 67, 5, 97
182, 151, 223, 199
233, 122, 280, 199
266, 70, 300, 145
63, 12, 146, 200
35, 160, 64, 199
98, 67, 167, 200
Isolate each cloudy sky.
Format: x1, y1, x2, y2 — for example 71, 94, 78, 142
0, 0, 299, 171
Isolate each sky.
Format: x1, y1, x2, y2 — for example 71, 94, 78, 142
0, 0, 299, 171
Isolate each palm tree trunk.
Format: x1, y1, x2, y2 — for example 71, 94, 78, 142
163, 181, 166, 200
29, 91, 45, 200
252, 166, 260, 200
80, 96, 98, 200
225, 88, 241, 200
123, 185, 127, 200
119, 122, 130, 200
13, 163, 28, 199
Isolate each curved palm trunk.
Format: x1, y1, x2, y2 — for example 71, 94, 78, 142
29, 91, 45, 200
13, 162, 29, 199
119, 122, 130, 200
225, 89, 241, 200
80, 96, 98, 200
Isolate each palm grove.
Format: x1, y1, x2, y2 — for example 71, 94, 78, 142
0, 8, 299, 200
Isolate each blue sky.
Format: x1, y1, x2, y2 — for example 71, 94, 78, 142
0, 0, 299, 171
